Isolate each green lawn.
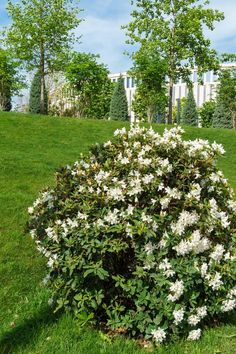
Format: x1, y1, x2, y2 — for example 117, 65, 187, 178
0, 112, 236, 354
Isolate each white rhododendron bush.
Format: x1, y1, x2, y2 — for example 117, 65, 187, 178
28, 126, 236, 344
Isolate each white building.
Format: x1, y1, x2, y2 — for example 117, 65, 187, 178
109, 63, 236, 121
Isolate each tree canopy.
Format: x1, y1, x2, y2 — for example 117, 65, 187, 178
124, 0, 224, 123
65, 52, 113, 119
5, 0, 82, 114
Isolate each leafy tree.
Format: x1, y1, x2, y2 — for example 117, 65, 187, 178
130, 45, 168, 123
110, 76, 129, 121
181, 86, 198, 126
199, 100, 216, 127
65, 52, 113, 119
29, 71, 48, 114
124, 0, 224, 124
0, 47, 24, 111
5, 0, 81, 115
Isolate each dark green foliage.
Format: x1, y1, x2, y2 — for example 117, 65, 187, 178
0, 88, 12, 111
212, 69, 236, 129
110, 77, 129, 121
199, 100, 216, 128
181, 87, 198, 126
212, 100, 233, 129
0, 47, 24, 111
29, 72, 48, 114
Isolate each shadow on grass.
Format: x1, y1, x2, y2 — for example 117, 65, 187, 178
0, 305, 61, 354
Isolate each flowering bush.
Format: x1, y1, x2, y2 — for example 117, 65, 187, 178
28, 125, 236, 344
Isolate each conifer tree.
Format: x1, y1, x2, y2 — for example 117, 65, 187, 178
181, 87, 198, 126
110, 76, 129, 121
29, 71, 48, 114
212, 100, 233, 129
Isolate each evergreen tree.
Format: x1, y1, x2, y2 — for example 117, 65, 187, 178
181, 87, 198, 126
29, 71, 48, 114
110, 77, 129, 121
212, 68, 236, 129
212, 99, 233, 129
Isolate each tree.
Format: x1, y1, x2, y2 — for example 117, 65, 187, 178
124, 0, 224, 124
212, 100, 232, 129
181, 86, 198, 126
65, 52, 113, 119
5, 0, 81, 115
130, 45, 168, 123
212, 64, 236, 129
199, 100, 216, 127
29, 71, 48, 114
110, 76, 129, 121
0, 47, 24, 111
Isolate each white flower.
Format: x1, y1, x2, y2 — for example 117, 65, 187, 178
186, 183, 202, 201
212, 142, 225, 155
141, 212, 153, 224
42, 274, 51, 285
144, 242, 156, 255
173, 230, 210, 256
28, 206, 34, 214
210, 244, 225, 262
200, 263, 208, 277
187, 329, 201, 341
196, 306, 207, 319
114, 127, 126, 136
188, 315, 200, 326
120, 157, 129, 165
30, 229, 36, 239
160, 197, 171, 210
107, 187, 125, 201
77, 212, 87, 220
126, 205, 135, 216
104, 140, 112, 147
104, 209, 119, 225
159, 258, 175, 278
168, 280, 184, 302
142, 174, 154, 185
48, 297, 54, 306
94, 170, 110, 185
171, 211, 199, 236
221, 299, 236, 312
208, 272, 223, 290
151, 328, 166, 343
173, 308, 185, 325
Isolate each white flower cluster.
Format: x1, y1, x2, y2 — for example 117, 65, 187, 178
173, 230, 211, 256
171, 211, 199, 236
188, 306, 207, 326
151, 327, 166, 343
168, 280, 184, 302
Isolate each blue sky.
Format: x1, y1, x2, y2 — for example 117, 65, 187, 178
1, 0, 236, 73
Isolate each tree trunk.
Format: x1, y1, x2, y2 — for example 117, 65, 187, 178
232, 111, 236, 130
40, 41, 46, 115
168, 81, 173, 124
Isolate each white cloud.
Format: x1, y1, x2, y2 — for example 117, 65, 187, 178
76, 15, 132, 73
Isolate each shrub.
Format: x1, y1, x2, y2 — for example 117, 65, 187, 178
29, 71, 48, 114
28, 126, 236, 344
199, 100, 216, 128
110, 76, 129, 121
182, 87, 198, 126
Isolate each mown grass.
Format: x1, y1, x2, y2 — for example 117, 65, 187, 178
0, 112, 235, 354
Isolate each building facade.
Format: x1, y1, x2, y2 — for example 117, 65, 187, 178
108, 64, 236, 121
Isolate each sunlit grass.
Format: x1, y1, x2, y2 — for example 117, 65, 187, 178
0, 112, 235, 353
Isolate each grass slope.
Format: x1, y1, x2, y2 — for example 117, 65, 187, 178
0, 112, 236, 354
